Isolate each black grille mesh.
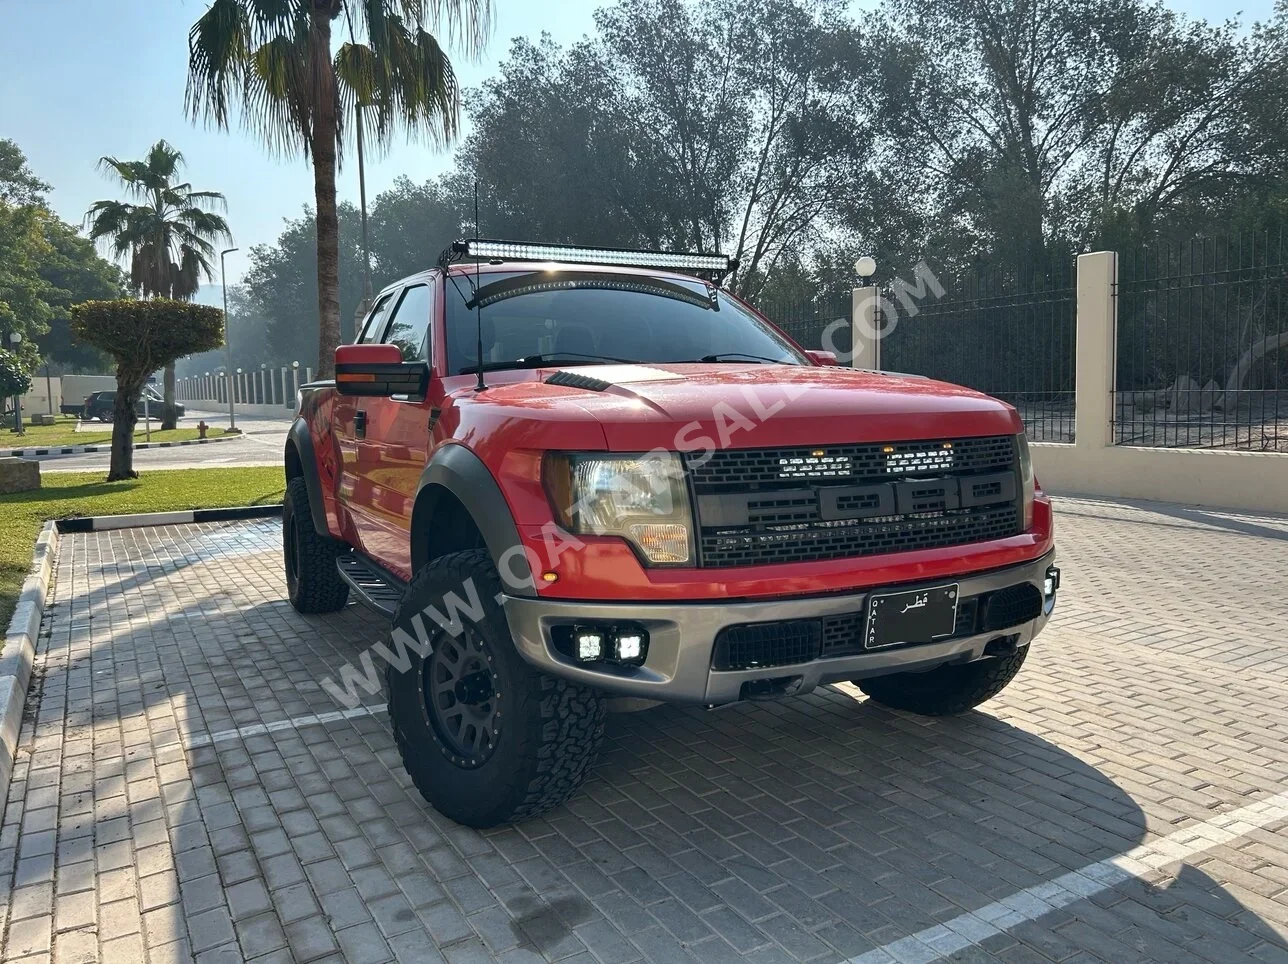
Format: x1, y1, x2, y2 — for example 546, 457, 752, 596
712, 620, 821, 670
700, 505, 1020, 568
712, 584, 1026, 670
687, 436, 1016, 493
688, 436, 1020, 568
981, 583, 1042, 630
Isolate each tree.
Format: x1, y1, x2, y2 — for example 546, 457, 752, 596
0, 201, 53, 372
455, 0, 867, 301
185, 0, 492, 379
0, 138, 50, 206
0, 349, 33, 402
35, 218, 124, 373
177, 287, 273, 378
862, 0, 1281, 277
85, 140, 232, 428
242, 202, 367, 367
70, 300, 224, 480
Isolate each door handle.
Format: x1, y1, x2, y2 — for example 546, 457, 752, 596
355, 410, 367, 439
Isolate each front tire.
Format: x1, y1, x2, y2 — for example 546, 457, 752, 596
856, 646, 1028, 716
282, 477, 350, 613
386, 549, 606, 828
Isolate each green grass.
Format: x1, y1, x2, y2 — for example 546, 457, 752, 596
5, 419, 228, 449
0, 467, 285, 628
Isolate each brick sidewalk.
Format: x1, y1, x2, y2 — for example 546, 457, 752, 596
2, 498, 1287, 963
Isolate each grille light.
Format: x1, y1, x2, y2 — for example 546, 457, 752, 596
458, 239, 734, 274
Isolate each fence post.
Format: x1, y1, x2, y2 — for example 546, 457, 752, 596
850, 285, 882, 370
1075, 251, 1117, 450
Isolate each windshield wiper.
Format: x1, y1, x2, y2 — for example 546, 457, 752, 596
458, 351, 635, 375
695, 352, 792, 364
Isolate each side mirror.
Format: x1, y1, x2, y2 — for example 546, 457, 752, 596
335, 344, 429, 397
805, 349, 839, 366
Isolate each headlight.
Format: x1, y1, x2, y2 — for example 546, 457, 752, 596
1016, 432, 1035, 529
544, 452, 694, 565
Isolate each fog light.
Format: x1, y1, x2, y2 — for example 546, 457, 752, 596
1043, 566, 1061, 597
576, 631, 604, 661
615, 633, 644, 662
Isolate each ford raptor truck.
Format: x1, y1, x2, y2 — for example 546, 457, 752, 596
282, 239, 1059, 828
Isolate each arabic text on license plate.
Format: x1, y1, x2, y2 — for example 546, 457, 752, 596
865, 584, 959, 650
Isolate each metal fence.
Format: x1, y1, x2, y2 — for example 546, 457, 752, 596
879, 264, 1077, 442
1115, 233, 1288, 450
754, 290, 853, 359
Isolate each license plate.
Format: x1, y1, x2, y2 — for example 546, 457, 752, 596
865, 584, 959, 650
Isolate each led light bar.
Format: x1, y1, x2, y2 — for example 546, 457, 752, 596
445, 238, 736, 279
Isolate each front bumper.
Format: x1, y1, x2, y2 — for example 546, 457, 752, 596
502, 549, 1058, 705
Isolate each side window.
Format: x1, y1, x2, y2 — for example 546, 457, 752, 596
357, 293, 396, 344
383, 284, 432, 362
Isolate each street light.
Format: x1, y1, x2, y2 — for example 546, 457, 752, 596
220, 247, 239, 431
8, 332, 22, 434
855, 256, 877, 279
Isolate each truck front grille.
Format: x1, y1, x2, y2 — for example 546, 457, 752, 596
686, 436, 1021, 568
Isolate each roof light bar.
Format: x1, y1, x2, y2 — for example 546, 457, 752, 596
444, 238, 736, 280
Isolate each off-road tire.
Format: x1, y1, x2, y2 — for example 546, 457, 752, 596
386, 549, 606, 828
282, 477, 350, 613
856, 646, 1029, 716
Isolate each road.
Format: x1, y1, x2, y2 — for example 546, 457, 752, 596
36, 409, 290, 472
4, 497, 1288, 962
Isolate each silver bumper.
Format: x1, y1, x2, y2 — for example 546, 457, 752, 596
502, 549, 1057, 706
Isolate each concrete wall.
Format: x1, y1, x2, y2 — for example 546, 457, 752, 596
182, 399, 296, 420
852, 250, 1288, 515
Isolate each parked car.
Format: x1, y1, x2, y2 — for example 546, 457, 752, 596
83, 388, 181, 422
283, 239, 1059, 828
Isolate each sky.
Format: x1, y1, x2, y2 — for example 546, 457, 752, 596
0, 0, 1277, 291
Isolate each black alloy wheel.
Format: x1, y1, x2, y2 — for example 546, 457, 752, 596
422, 629, 501, 768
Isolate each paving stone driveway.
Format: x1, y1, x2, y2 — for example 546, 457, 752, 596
3, 496, 1288, 964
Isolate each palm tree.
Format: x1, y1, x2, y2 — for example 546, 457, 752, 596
85, 141, 232, 429
185, 0, 491, 379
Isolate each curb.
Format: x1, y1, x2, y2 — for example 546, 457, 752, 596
3, 433, 240, 459
0, 521, 58, 819
55, 504, 282, 533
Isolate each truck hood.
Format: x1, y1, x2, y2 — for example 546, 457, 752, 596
453, 363, 1022, 450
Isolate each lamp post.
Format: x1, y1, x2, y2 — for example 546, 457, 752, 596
220, 247, 239, 431
8, 332, 22, 434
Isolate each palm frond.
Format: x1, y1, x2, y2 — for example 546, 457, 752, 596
175, 208, 234, 244
181, 189, 231, 211
188, 0, 487, 164
186, 0, 254, 131
245, 31, 317, 156
370, 0, 493, 61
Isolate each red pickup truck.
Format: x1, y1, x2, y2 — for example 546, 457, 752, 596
283, 239, 1058, 827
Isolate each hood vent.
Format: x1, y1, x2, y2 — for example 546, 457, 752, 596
545, 370, 613, 392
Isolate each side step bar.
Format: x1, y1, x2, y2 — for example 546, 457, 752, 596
336, 554, 407, 618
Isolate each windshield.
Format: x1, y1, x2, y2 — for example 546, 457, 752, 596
444, 269, 806, 375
